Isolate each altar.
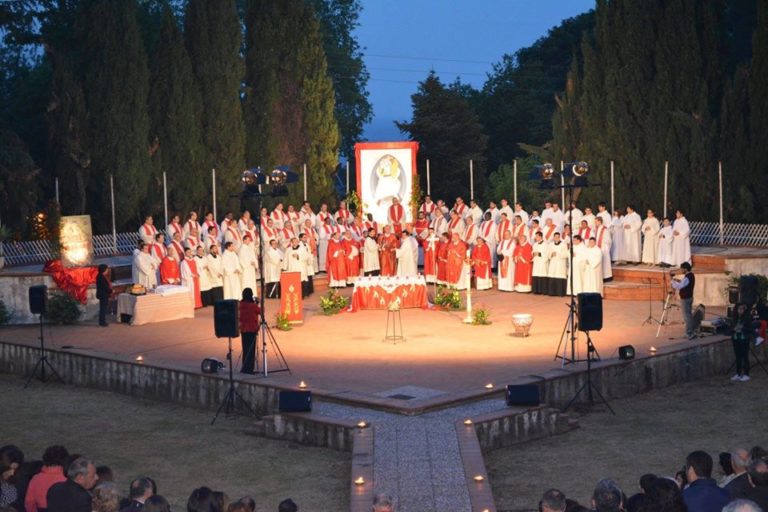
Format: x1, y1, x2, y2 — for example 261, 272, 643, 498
349, 275, 429, 312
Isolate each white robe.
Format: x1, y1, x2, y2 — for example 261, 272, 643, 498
207, 254, 223, 288
547, 241, 569, 280
532, 241, 550, 278
239, 243, 258, 294
496, 239, 516, 291
222, 250, 242, 300
582, 213, 596, 229
597, 210, 612, 230
657, 226, 674, 265
134, 251, 157, 289
283, 244, 309, 281
264, 247, 283, 284
641, 217, 660, 264
611, 215, 625, 262
672, 217, 691, 266
595, 226, 613, 279
582, 246, 604, 295
195, 255, 212, 292
567, 244, 587, 296
318, 226, 332, 272
622, 212, 642, 263
395, 237, 418, 277
363, 237, 380, 273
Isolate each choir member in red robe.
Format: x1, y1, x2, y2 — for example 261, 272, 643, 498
159, 248, 181, 285
388, 197, 406, 236
471, 237, 493, 290
326, 232, 348, 287
181, 248, 203, 308
513, 234, 534, 293
436, 233, 450, 285
423, 228, 438, 283
445, 232, 468, 288
378, 226, 399, 276
342, 231, 361, 283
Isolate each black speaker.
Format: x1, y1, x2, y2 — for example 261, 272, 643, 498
278, 390, 312, 412
739, 276, 759, 306
618, 345, 635, 360
29, 285, 48, 315
505, 385, 540, 407
577, 292, 603, 331
214, 300, 239, 338
728, 286, 740, 305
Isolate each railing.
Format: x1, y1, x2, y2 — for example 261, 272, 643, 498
689, 222, 768, 247
1, 232, 140, 267
2, 223, 766, 267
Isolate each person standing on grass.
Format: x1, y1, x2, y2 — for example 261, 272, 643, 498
730, 303, 757, 382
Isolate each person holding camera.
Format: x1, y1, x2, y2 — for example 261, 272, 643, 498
670, 262, 695, 339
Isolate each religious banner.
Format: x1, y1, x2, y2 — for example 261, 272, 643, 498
355, 141, 419, 226
59, 215, 94, 267
280, 272, 303, 324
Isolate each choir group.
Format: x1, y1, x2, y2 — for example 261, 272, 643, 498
129, 195, 693, 306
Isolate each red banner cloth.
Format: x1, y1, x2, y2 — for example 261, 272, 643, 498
43, 260, 98, 304
350, 283, 428, 312
280, 272, 304, 323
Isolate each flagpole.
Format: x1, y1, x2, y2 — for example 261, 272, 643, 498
212, 168, 217, 221
110, 174, 117, 253
513, 159, 518, 204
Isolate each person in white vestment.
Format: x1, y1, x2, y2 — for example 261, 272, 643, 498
239, 235, 258, 296
641, 210, 661, 265
671, 209, 691, 266
611, 210, 625, 262
206, 244, 225, 303
496, 230, 515, 292
622, 205, 642, 264
531, 231, 550, 295
567, 236, 587, 296
657, 217, 675, 267
282, 237, 310, 293
547, 232, 569, 296
499, 199, 514, 223
582, 238, 604, 296
363, 229, 381, 276
133, 242, 157, 289
222, 241, 242, 300
138, 216, 158, 245
582, 207, 596, 229
264, 239, 284, 297
594, 217, 613, 280
596, 202, 612, 231
195, 245, 213, 307
395, 231, 419, 277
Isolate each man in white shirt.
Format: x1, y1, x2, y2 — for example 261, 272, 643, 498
282, 236, 310, 296
672, 209, 691, 266
622, 205, 643, 264
550, 203, 565, 231
221, 241, 242, 300
596, 202, 612, 229
514, 202, 529, 226
264, 238, 284, 298
468, 199, 483, 226
499, 199, 514, 222
395, 231, 418, 277
641, 209, 661, 265
362, 228, 381, 276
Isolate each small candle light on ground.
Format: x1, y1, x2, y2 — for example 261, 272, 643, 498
135, 355, 144, 363
356, 421, 367, 429
299, 380, 308, 389
354, 477, 365, 486
484, 383, 493, 389
473, 475, 484, 483
463, 419, 473, 425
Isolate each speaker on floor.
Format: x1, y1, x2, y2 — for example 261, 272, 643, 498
577, 292, 603, 332
278, 390, 312, 412
618, 345, 635, 360
505, 384, 540, 407
214, 300, 239, 338
739, 275, 759, 306
29, 285, 48, 315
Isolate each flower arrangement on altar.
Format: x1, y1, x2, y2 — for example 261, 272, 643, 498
320, 289, 350, 315
434, 285, 462, 310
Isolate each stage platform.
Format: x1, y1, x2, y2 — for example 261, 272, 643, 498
0, 285, 730, 413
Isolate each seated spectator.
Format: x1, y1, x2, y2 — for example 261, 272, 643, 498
97, 466, 114, 483
371, 494, 394, 512
739, 456, 768, 510
237, 496, 255, 512
639, 477, 686, 512
226, 503, 248, 512
47, 456, 99, 512
725, 449, 752, 498
0, 445, 25, 511
92, 481, 120, 512
278, 498, 298, 512
591, 479, 623, 512
25, 445, 69, 512
187, 487, 222, 512
539, 488, 566, 512
0, 460, 18, 508
723, 499, 764, 512
120, 476, 154, 512
625, 473, 656, 512
213, 491, 229, 511
681, 450, 730, 512
719, 452, 735, 485
143, 495, 170, 512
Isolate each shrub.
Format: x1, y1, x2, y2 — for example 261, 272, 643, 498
275, 312, 292, 331
319, 290, 349, 315
472, 307, 492, 325
47, 292, 81, 325
434, 286, 462, 310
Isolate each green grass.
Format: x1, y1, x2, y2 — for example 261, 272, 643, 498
0, 374, 349, 511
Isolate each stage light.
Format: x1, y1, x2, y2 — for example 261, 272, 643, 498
241, 169, 258, 186
573, 161, 589, 177
354, 477, 365, 486
618, 345, 635, 360
473, 475, 485, 483
270, 168, 287, 185
541, 163, 554, 179
298, 380, 308, 389
201, 357, 224, 374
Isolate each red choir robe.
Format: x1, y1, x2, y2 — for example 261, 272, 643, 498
445, 240, 468, 286
342, 238, 361, 278
472, 243, 492, 280
379, 233, 399, 276
423, 237, 438, 277
437, 241, 449, 283
159, 256, 180, 285
543, 224, 557, 241
150, 242, 166, 261
336, 208, 352, 224
496, 219, 512, 241
167, 222, 183, 239
578, 227, 592, 241
513, 241, 534, 292
388, 204, 405, 236
414, 219, 430, 247
326, 238, 348, 284
419, 201, 436, 218
170, 240, 185, 261
203, 220, 219, 239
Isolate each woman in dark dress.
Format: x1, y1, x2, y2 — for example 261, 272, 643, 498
96, 264, 112, 327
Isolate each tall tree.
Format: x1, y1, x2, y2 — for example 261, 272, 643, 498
746, 0, 768, 222
244, 0, 340, 207
396, 72, 488, 203
148, 7, 206, 217
185, 0, 245, 211
80, 0, 152, 229
307, 0, 372, 158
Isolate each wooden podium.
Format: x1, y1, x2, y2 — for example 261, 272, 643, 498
280, 272, 303, 324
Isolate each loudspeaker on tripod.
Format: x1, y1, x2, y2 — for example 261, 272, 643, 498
29, 285, 48, 315
577, 292, 603, 331
214, 300, 240, 338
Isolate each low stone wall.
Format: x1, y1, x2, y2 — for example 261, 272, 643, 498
0, 273, 99, 324
262, 413, 359, 452
472, 406, 575, 453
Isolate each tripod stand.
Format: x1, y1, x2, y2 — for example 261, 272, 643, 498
656, 290, 679, 338
555, 301, 579, 365
25, 314, 64, 388
259, 318, 290, 377
562, 332, 615, 414
641, 278, 662, 327
211, 336, 257, 425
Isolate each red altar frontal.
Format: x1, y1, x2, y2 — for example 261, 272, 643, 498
350, 275, 429, 312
